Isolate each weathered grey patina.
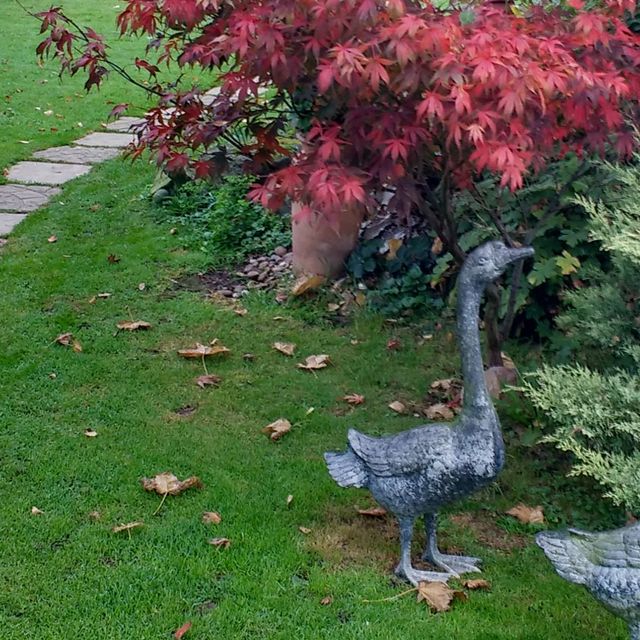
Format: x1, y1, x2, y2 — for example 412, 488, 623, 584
537, 524, 640, 639
325, 240, 534, 585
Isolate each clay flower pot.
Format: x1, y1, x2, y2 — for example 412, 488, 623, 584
291, 201, 364, 279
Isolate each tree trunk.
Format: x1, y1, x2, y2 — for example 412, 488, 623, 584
291, 202, 364, 278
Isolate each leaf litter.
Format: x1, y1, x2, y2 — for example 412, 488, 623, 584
297, 354, 331, 370
273, 342, 296, 356
178, 342, 231, 358
261, 418, 292, 441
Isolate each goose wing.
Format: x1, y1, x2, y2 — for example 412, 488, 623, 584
570, 523, 640, 569
347, 423, 455, 477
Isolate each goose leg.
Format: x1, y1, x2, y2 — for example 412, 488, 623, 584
394, 516, 454, 586
422, 513, 482, 575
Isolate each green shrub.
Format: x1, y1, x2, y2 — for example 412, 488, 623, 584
522, 159, 640, 512
163, 175, 290, 266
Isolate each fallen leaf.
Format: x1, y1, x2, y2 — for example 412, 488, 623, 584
354, 291, 366, 306
117, 320, 152, 331
387, 237, 403, 260
243, 353, 255, 361
388, 400, 406, 414
416, 581, 466, 612
326, 303, 341, 312
424, 403, 454, 421
112, 521, 143, 533
320, 596, 333, 606
343, 393, 365, 405
88, 296, 96, 304
297, 354, 331, 370
305, 407, 315, 416
174, 621, 192, 639
233, 307, 248, 316
88, 510, 101, 521
202, 511, 222, 525
48, 372, 57, 379
55, 332, 73, 346
48, 235, 57, 243
506, 504, 545, 525
432, 236, 444, 255
72, 339, 83, 353
299, 526, 311, 534
291, 274, 326, 296
286, 494, 294, 507
31, 506, 44, 515
430, 379, 455, 391
107, 254, 120, 264
84, 428, 98, 438
207, 537, 230, 548
261, 418, 292, 442
386, 338, 401, 350
138, 282, 146, 291
195, 374, 222, 389
462, 579, 491, 590
273, 342, 296, 356
97, 292, 111, 299
140, 472, 203, 496
178, 343, 231, 359
501, 352, 516, 370
357, 507, 387, 518
350, 339, 360, 345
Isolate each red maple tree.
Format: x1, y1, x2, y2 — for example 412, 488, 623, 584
34, 0, 640, 358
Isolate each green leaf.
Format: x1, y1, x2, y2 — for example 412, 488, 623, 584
556, 250, 581, 276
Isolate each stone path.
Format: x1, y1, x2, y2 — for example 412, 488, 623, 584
0, 116, 144, 236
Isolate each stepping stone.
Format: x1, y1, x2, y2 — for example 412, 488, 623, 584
0, 213, 27, 236
33, 145, 121, 165
74, 132, 136, 148
104, 117, 145, 132
6, 161, 91, 186
0, 184, 61, 212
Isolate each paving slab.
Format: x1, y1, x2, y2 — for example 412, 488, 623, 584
105, 117, 145, 132
74, 132, 136, 148
0, 213, 27, 236
6, 161, 91, 186
0, 184, 61, 212
33, 145, 121, 165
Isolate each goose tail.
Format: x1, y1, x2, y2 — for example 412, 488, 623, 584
324, 448, 368, 488
536, 530, 591, 585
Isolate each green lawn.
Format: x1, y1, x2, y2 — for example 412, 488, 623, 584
0, 2, 630, 638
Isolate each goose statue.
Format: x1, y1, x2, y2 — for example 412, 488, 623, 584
325, 240, 534, 585
537, 524, 640, 639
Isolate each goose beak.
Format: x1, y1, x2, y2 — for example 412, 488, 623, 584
504, 245, 534, 265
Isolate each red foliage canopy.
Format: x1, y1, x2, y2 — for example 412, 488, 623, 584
37, 0, 640, 220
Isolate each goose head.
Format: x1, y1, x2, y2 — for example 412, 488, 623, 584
463, 240, 534, 286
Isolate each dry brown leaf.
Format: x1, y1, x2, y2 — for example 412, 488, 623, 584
88, 510, 101, 521
261, 418, 292, 442
388, 400, 406, 414
501, 351, 516, 370
424, 403, 454, 421
55, 332, 73, 346
357, 507, 387, 518
343, 393, 365, 406
297, 354, 331, 370
286, 494, 294, 507
299, 526, 312, 534
140, 472, 203, 496
233, 307, 248, 316
173, 621, 192, 639
326, 303, 341, 312
207, 537, 230, 549
48, 235, 57, 243
416, 581, 466, 612
273, 342, 296, 357
432, 236, 444, 255
84, 428, 98, 438
88, 296, 96, 304
31, 506, 44, 515
72, 339, 82, 353
320, 596, 333, 606
112, 521, 143, 533
178, 343, 231, 358
195, 374, 222, 389
117, 320, 152, 331
202, 511, 222, 525
354, 291, 366, 306
107, 254, 121, 264
291, 274, 326, 296
506, 503, 545, 525
462, 579, 491, 590
430, 379, 455, 391
387, 237, 403, 260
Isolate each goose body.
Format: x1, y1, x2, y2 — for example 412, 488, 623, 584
325, 241, 534, 585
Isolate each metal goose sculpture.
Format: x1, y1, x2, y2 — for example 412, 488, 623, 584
325, 240, 534, 586
537, 524, 640, 639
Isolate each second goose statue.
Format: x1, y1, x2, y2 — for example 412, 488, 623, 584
325, 240, 534, 585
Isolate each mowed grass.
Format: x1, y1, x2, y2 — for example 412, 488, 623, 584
0, 0, 209, 174
0, 158, 629, 639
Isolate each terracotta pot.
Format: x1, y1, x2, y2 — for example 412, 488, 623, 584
291, 202, 364, 279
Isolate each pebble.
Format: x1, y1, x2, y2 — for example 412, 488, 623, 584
274, 246, 287, 257
246, 270, 260, 278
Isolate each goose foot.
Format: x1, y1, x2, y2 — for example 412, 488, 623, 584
422, 551, 482, 575
394, 563, 455, 586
